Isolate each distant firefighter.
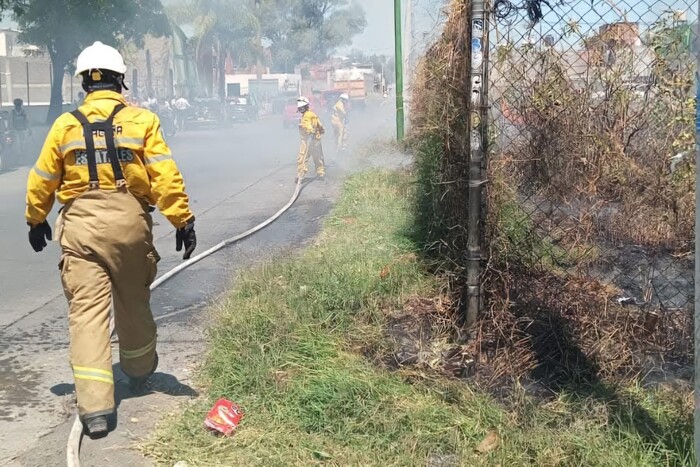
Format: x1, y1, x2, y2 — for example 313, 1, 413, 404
331, 93, 349, 153
296, 96, 325, 181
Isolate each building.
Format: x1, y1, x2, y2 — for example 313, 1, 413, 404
121, 25, 199, 101
224, 73, 301, 99
0, 29, 82, 107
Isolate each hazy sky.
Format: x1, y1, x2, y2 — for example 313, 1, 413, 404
0, 0, 447, 58
344, 0, 446, 55
348, 0, 395, 54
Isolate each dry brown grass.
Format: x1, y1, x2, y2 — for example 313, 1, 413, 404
491, 41, 695, 247
409, 2, 694, 391
410, 0, 472, 268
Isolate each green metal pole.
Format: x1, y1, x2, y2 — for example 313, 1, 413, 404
394, 0, 404, 142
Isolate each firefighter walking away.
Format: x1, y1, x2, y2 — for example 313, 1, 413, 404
25, 41, 197, 437
296, 96, 325, 181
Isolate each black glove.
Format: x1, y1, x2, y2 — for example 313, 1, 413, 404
28, 220, 52, 252
176, 217, 196, 260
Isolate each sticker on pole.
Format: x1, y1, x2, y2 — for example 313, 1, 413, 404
473, 20, 484, 35
204, 398, 244, 436
471, 38, 482, 53
472, 89, 481, 104
471, 130, 481, 150
471, 112, 481, 129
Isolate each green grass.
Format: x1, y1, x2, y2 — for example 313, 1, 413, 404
492, 195, 600, 271
143, 170, 693, 466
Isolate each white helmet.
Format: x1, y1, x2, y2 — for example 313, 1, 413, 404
340, 93, 349, 100
74, 41, 127, 77
297, 96, 310, 109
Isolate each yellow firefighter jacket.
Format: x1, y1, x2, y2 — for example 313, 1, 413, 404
26, 91, 193, 228
299, 109, 324, 140
331, 100, 346, 127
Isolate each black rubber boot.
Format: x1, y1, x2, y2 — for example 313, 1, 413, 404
83, 414, 109, 437
127, 352, 159, 393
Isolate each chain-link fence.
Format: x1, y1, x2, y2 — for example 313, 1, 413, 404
484, 0, 696, 380
410, 0, 697, 387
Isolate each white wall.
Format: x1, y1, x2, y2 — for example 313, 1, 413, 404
224, 73, 302, 95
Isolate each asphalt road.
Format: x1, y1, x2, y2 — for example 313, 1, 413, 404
0, 103, 397, 464
0, 117, 298, 330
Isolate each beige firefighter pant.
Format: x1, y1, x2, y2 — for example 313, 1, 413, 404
332, 122, 347, 151
58, 188, 159, 418
297, 136, 325, 178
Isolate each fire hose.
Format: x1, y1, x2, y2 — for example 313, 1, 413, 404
66, 177, 304, 467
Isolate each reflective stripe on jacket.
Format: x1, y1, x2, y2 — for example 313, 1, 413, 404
26, 90, 193, 228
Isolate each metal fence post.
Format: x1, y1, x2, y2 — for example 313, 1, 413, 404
29, 62, 32, 106
465, 0, 489, 326
146, 49, 153, 95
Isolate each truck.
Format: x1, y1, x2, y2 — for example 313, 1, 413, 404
331, 67, 373, 110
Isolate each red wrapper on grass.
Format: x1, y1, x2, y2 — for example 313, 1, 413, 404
204, 398, 244, 436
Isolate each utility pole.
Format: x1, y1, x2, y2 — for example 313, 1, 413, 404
394, 0, 404, 142
404, 0, 412, 98
465, 0, 489, 327
28, 62, 32, 105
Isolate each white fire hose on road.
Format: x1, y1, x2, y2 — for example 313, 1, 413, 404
67, 178, 303, 466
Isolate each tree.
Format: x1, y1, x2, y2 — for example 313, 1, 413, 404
264, 0, 367, 71
168, 0, 367, 94
169, 0, 259, 98
13, 0, 170, 122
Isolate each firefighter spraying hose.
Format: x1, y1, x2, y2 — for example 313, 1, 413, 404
331, 93, 349, 153
296, 96, 326, 182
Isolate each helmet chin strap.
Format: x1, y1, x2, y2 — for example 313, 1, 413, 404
82, 81, 121, 93
81, 70, 129, 93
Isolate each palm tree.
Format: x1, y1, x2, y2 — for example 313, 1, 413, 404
168, 0, 263, 99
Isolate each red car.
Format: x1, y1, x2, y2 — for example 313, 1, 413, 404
282, 97, 300, 129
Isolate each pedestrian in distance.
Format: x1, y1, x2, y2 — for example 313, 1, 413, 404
11, 98, 31, 154
296, 96, 325, 181
25, 41, 197, 437
172, 95, 191, 131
